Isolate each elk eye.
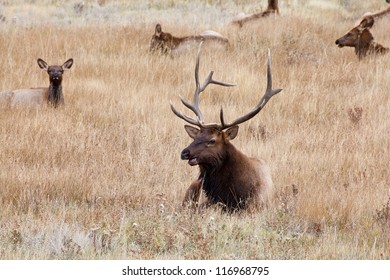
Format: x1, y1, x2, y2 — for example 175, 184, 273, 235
207, 139, 216, 145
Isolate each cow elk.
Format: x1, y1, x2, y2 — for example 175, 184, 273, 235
335, 17, 389, 59
150, 23, 229, 55
231, 0, 279, 27
171, 43, 282, 212
0, 58, 73, 108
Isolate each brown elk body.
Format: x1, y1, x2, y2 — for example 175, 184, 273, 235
171, 44, 282, 212
231, 0, 279, 27
150, 24, 229, 55
0, 58, 73, 108
335, 17, 389, 59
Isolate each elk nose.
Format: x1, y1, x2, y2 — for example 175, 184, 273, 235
335, 39, 339, 44
51, 73, 60, 79
181, 149, 190, 160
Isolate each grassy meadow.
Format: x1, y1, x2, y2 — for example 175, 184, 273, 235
0, 0, 389, 259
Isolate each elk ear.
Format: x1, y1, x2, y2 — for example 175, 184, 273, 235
359, 17, 374, 29
225, 126, 239, 141
184, 125, 200, 139
155, 24, 162, 36
37, 58, 48, 70
62, 58, 73, 70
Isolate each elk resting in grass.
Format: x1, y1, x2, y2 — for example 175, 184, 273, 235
335, 17, 389, 59
150, 23, 229, 55
0, 58, 73, 108
170, 43, 282, 212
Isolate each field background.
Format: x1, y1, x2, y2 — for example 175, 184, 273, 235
0, 0, 389, 259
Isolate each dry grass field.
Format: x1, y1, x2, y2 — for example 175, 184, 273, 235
0, 0, 389, 259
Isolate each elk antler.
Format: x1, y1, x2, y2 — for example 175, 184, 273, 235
170, 45, 282, 130
219, 49, 282, 130
170, 42, 236, 127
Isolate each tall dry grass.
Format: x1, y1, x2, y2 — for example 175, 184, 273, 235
0, 0, 389, 259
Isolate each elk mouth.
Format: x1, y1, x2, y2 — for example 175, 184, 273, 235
335, 40, 344, 48
188, 157, 198, 166
52, 75, 62, 81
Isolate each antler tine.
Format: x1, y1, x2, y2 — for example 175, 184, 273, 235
170, 42, 236, 128
169, 101, 202, 126
175, 42, 207, 126
220, 49, 282, 130
190, 43, 236, 124
169, 43, 206, 127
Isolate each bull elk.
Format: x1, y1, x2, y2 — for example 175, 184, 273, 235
231, 0, 279, 28
150, 23, 229, 55
335, 17, 389, 59
171, 43, 282, 212
0, 58, 73, 108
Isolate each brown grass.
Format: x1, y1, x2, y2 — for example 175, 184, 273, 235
0, 0, 389, 259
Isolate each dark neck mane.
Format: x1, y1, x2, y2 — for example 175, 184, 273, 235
200, 143, 252, 211
48, 84, 63, 107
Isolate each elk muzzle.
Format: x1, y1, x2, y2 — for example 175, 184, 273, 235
181, 148, 198, 166
335, 38, 345, 48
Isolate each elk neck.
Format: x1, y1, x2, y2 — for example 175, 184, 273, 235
197, 141, 233, 173
369, 42, 389, 55
200, 143, 257, 211
47, 83, 64, 107
355, 41, 388, 59
200, 143, 247, 186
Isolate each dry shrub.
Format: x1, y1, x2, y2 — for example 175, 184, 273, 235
275, 184, 299, 216
347, 106, 363, 125
375, 196, 390, 232
0, 0, 389, 259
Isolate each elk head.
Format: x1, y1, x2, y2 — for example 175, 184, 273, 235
37, 58, 73, 86
170, 43, 282, 170
335, 17, 375, 59
150, 23, 166, 53
37, 58, 73, 107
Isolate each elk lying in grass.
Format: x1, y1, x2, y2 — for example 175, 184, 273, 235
150, 23, 229, 55
335, 17, 389, 59
231, 0, 279, 27
0, 58, 73, 108
171, 44, 282, 212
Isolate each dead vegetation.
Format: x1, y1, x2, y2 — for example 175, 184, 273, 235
0, 0, 389, 259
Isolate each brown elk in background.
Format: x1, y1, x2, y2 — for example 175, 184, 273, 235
171, 43, 282, 212
150, 23, 229, 55
335, 17, 389, 59
0, 58, 73, 108
231, 0, 279, 27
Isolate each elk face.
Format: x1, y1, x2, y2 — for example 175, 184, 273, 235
37, 58, 73, 86
150, 23, 165, 52
335, 17, 374, 48
181, 125, 238, 167
335, 28, 360, 48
